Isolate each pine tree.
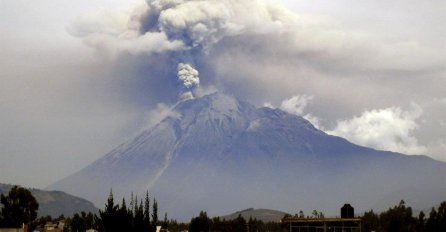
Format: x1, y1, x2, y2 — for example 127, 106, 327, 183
162, 213, 168, 229
151, 198, 158, 232
129, 192, 134, 215
134, 195, 138, 215
95, 190, 119, 232
144, 191, 151, 230
120, 198, 127, 213
134, 200, 145, 231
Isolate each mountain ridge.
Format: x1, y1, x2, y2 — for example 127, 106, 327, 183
220, 208, 288, 222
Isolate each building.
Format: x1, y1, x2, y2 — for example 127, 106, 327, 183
0, 229, 24, 232
281, 204, 361, 232
0, 224, 29, 232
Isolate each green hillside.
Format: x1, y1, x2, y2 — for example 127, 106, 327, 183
0, 183, 98, 217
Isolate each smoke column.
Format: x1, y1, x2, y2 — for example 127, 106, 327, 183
177, 63, 200, 100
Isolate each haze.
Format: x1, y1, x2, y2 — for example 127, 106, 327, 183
0, 0, 445, 189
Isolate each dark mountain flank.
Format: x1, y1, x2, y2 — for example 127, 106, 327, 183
48, 93, 446, 220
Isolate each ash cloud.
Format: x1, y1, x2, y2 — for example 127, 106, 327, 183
2, 0, 445, 190
177, 63, 199, 99
66, 0, 446, 161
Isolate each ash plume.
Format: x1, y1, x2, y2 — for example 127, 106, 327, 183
63, 0, 446, 161
177, 62, 200, 100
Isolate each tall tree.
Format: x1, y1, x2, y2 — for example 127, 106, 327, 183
95, 190, 119, 232
362, 210, 379, 232
152, 198, 158, 226
117, 198, 131, 231
129, 192, 134, 215
379, 200, 416, 232
416, 211, 426, 232
189, 211, 210, 232
426, 202, 446, 232
143, 191, 151, 230
231, 214, 247, 232
134, 195, 138, 215
0, 186, 39, 227
161, 213, 168, 230
134, 200, 145, 231
437, 201, 446, 231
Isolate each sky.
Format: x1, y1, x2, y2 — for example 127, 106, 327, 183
0, 0, 445, 188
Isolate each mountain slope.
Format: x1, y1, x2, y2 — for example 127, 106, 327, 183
0, 183, 98, 217
48, 93, 446, 220
220, 208, 288, 222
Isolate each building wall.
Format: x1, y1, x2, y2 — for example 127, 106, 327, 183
0, 229, 23, 232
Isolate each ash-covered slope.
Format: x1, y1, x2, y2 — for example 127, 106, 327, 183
48, 93, 446, 220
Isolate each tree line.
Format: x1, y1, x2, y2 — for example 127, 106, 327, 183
90, 190, 160, 232
1, 186, 446, 231
188, 211, 282, 232
361, 200, 446, 232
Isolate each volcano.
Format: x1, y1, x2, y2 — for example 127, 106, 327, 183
48, 93, 446, 220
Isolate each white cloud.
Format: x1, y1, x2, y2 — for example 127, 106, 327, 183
263, 102, 274, 108
279, 95, 322, 129
67, 4, 185, 58
1, 0, 445, 188
328, 104, 427, 155
281, 95, 313, 115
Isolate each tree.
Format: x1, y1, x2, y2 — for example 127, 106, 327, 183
426, 201, 446, 232
379, 200, 416, 232
71, 213, 86, 232
230, 214, 246, 232
144, 191, 151, 229
362, 210, 379, 232
134, 200, 145, 231
416, 211, 426, 232
95, 190, 119, 232
0, 186, 39, 227
152, 198, 158, 226
161, 213, 168, 230
117, 198, 131, 231
189, 211, 210, 232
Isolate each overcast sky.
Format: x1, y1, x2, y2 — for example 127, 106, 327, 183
1, 0, 445, 188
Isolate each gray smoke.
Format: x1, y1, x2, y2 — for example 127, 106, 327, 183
177, 62, 200, 100
177, 63, 199, 89
65, 0, 446, 161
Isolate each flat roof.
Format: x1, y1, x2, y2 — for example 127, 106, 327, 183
281, 218, 362, 223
